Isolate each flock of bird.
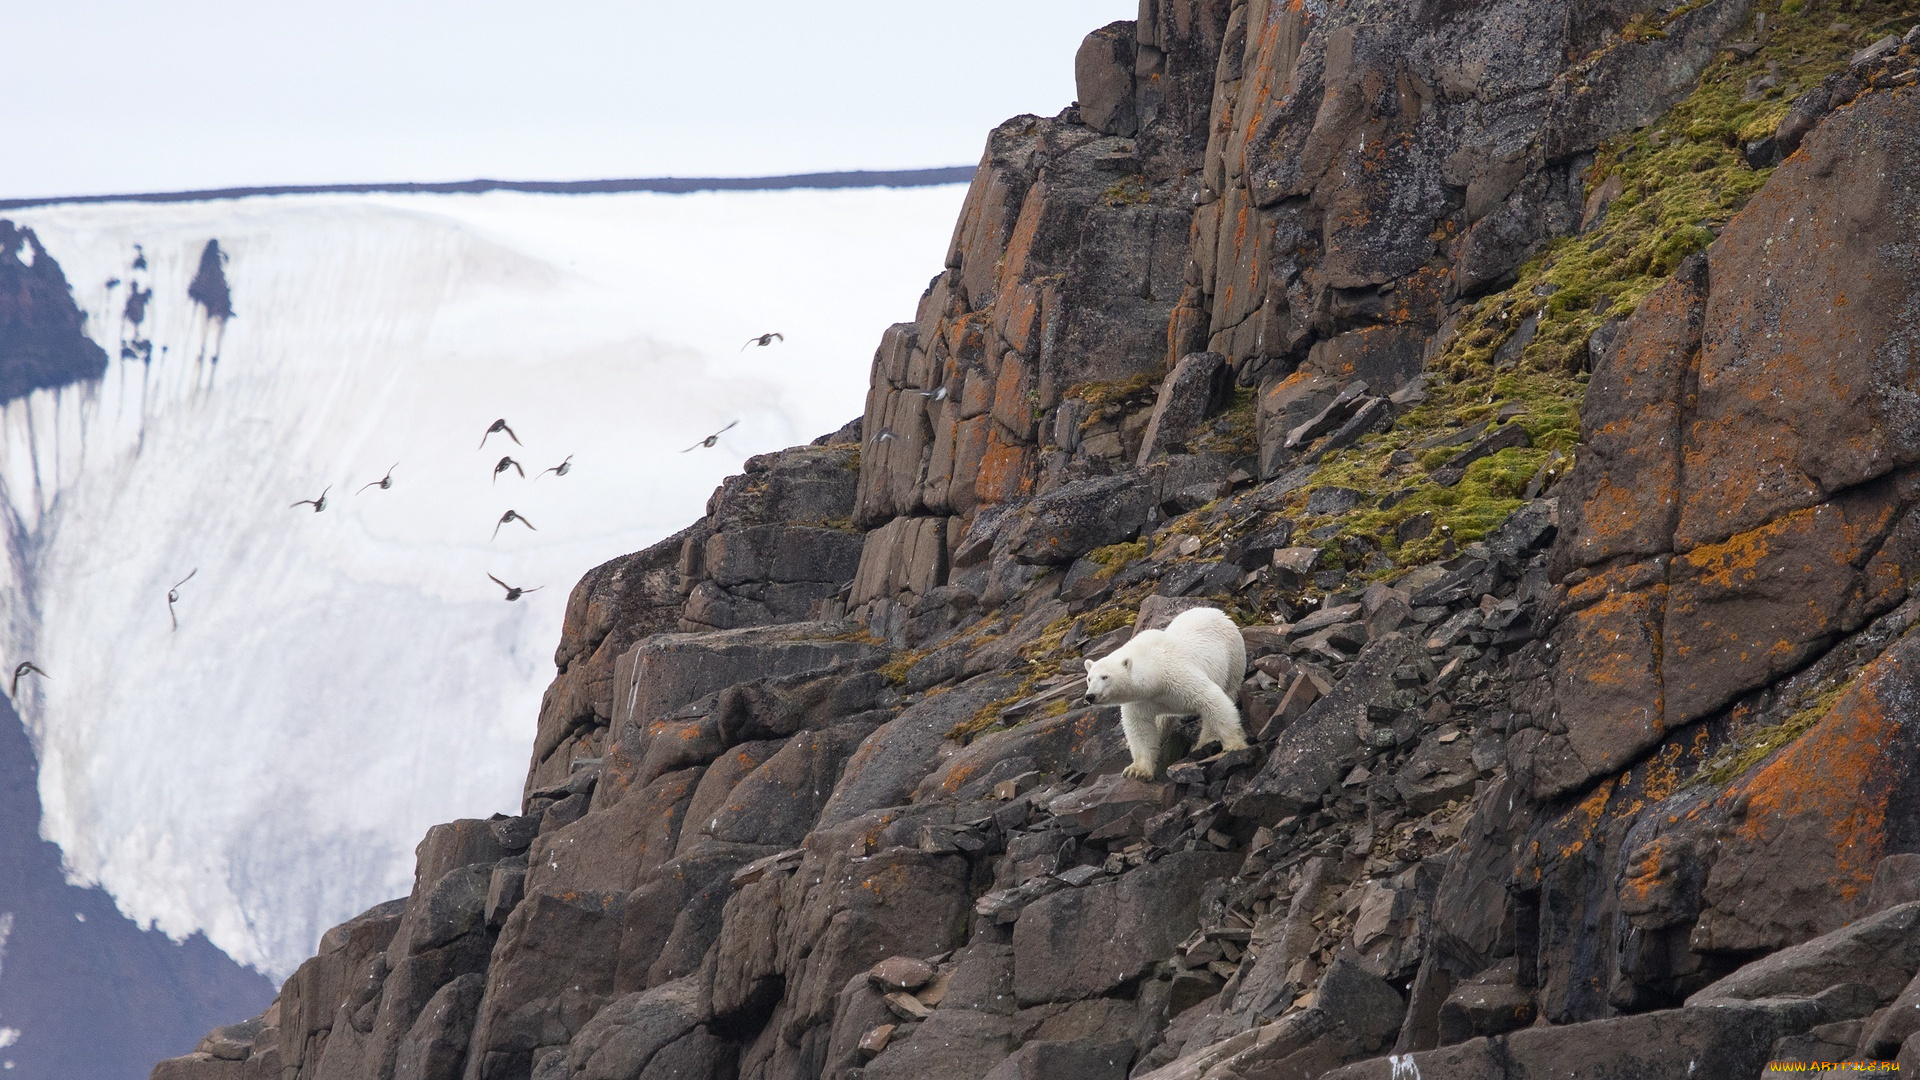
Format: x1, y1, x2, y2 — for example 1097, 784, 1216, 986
5, 332, 787, 702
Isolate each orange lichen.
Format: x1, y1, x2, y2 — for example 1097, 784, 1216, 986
1725, 668, 1901, 901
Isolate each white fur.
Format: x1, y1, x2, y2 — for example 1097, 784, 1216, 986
1082, 606, 1249, 780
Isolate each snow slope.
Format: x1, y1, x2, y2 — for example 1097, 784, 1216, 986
0, 184, 965, 977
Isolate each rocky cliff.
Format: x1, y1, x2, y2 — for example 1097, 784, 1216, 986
155, 2, 1920, 1078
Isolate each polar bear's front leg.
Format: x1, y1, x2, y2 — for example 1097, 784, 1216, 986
1195, 681, 1250, 753
1120, 701, 1165, 780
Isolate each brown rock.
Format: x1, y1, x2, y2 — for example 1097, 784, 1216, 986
858, 1023, 896, 1057
1137, 352, 1230, 464
869, 956, 936, 993
1076, 22, 1139, 137
1012, 851, 1241, 1004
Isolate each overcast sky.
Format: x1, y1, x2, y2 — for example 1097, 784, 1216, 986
4, 1, 1136, 200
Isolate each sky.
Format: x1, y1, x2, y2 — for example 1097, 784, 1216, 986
4, 0, 1138, 200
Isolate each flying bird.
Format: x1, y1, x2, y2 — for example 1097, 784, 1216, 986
491, 510, 537, 541
537, 455, 573, 479
874, 429, 896, 443
741, 332, 784, 351
11, 661, 47, 698
911, 387, 948, 402
357, 464, 398, 494
291, 486, 330, 512
682, 421, 738, 452
478, 418, 521, 449
167, 569, 197, 631
493, 456, 525, 483
487, 574, 542, 601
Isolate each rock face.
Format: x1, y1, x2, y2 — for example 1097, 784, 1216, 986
0, 220, 110, 402
158, 10, 1920, 1080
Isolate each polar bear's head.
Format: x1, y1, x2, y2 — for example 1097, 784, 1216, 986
1082, 652, 1135, 705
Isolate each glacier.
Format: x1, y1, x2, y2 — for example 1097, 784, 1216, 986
0, 183, 967, 978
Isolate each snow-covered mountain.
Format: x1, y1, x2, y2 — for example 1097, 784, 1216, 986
0, 183, 966, 980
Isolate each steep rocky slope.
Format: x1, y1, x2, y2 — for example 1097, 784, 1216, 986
156, 2, 1920, 1078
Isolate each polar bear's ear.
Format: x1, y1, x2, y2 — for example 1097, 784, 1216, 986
1121, 657, 1131, 670
1082, 658, 1095, 673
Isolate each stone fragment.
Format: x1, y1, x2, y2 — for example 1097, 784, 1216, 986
1012, 851, 1241, 1004
1305, 487, 1365, 515
566, 977, 706, 1080
1316, 957, 1408, 1051
1689, 901, 1920, 1007
858, 1024, 896, 1057
1395, 736, 1479, 813
821, 672, 1026, 826
1271, 547, 1323, 575
869, 956, 936, 993
1137, 352, 1229, 464
1867, 855, 1920, 916
703, 723, 875, 848
1002, 473, 1159, 565
464, 890, 626, 1079
1234, 633, 1424, 818
391, 973, 485, 1080
1437, 968, 1535, 1044
1853, 34, 1902, 66
1076, 20, 1139, 137
1429, 424, 1531, 486
884, 991, 934, 1020
861, 1006, 1015, 1080
612, 622, 885, 731
850, 515, 951, 604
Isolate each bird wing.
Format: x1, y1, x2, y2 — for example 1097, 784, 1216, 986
491, 521, 504, 541
771, 332, 784, 341
504, 424, 521, 446
517, 515, 537, 531
358, 480, 381, 493
512, 460, 525, 477
175, 568, 197, 588
488, 573, 509, 591
523, 586, 543, 593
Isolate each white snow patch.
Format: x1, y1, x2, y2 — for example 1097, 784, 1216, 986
2, 184, 966, 976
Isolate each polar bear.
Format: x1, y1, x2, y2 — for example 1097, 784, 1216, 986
1082, 606, 1249, 780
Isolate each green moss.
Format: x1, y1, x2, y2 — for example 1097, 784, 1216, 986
1082, 604, 1137, 637
948, 678, 1039, 742
1101, 175, 1154, 206
1068, 372, 1163, 430
1088, 540, 1147, 567
877, 648, 926, 686
1695, 681, 1851, 788
1191, 387, 1260, 459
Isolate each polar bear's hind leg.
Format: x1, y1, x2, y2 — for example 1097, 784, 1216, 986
1196, 681, 1249, 753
